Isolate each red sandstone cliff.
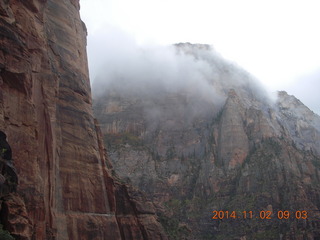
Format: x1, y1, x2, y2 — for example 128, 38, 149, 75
0, 0, 167, 239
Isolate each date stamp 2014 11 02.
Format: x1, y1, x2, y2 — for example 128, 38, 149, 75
212, 210, 308, 220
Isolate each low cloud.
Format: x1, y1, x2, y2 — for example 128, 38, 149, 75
89, 27, 269, 119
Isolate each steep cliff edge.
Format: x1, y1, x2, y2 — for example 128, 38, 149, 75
0, 1, 167, 239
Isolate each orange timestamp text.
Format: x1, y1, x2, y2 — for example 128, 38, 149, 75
212, 210, 308, 220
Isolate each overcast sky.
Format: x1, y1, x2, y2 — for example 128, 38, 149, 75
80, 0, 320, 115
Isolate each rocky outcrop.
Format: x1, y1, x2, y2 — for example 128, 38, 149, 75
0, 0, 167, 239
0, 193, 32, 240
217, 89, 249, 169
277, 91, 320, 155
93, 43, 320, 239
0, 156, 29, 240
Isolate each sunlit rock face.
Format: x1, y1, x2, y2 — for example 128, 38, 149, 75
0, 1, 167, 239
94, 43, 320, 239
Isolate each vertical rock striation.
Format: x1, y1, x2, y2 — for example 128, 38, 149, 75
0, 0, 167, 239
217, 89, 249, 169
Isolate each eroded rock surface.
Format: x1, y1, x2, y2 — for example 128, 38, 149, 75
0, 0, 167, 239
94, 43, 320, 239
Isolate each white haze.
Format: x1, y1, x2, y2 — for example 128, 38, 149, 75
80, 0, 320, 115
90, 27, 270, 116
91, 29, 224, 111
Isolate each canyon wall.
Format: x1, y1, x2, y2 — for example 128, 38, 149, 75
0, 0, 167, 239
93, 43, 320, 239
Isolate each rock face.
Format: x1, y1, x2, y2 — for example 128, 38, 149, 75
0, 1, 167, 239
93, 43, 320, 239
277, 91, 320, 156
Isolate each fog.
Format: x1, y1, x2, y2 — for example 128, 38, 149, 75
81, 0, 320, 116
90, 27, 271, 116
91, 29, 214, 97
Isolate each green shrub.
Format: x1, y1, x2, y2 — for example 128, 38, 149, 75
0, 224, 15, 240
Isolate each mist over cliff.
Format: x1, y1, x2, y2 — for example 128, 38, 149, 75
3, 0, 320, 239
92, 38, 320, 239
91, 29, 270, 115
